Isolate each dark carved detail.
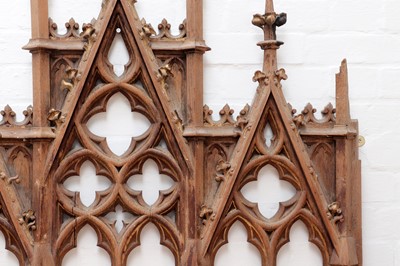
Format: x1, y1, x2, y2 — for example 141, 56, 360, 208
215, 160, 231, 182
235, 104, 250, 130
61, 67, 80, 92
81, 21, 97, 62
140, 18, 157, 38
19, 210, 36, 231
327, 202, 344, 224
200, 205, 215, 225
47, 109, 66, 128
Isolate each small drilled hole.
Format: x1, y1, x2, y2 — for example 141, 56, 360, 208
116, 28, 121, 33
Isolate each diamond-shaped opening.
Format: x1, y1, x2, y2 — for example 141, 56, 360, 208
277, 221, 323, 266
108, 28, 130, 77
63, 161, 112, 207
87, 92, 151, 156
0, 230, 18, 266
215, 221, 261, 266
241, 164, 297, 219
62, 225, 111, 266
127, 223, 175, 265
104, 205, 136, 233
127, 159, 175, 206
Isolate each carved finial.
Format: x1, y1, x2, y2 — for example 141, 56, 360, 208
81, 23, 97, 62
302, 103, 317, 121
61, 67, 80, 92
215, 160, 231, 182
252, 9, 286, 42
203, 105, 213, 125
48, 109, 66, 128
327, 202, 344, 224
200, 205, 215, 225
235, 104, 250, 130
157, 64, 173, 89
141, 18, 156, 37
219, 105, 235, 125
253, 0, 286, 73
293, 114, 305, 128
321, 103, 336, 123
0, 105, 15, 126
171, 110, 183, 132
19, 210, 37, 231
252, 70, 268, 85
274, 68, 287, 88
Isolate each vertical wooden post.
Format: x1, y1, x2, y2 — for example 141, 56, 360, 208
29, 0, 54, 265
185, 0, 205, 265
335, 59, 352, 238
258, 0, 279, 73
186, 0, 204, 126
331, 59, 360, 265
336, 59, 351, 125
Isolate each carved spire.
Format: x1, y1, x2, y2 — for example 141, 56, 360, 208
265, 0, 274, 12
252, 0, 286, 72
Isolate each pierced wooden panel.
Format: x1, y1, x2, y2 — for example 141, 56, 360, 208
0, 0, 361, 265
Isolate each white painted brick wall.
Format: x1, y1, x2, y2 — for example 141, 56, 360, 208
0, 0, 398, 265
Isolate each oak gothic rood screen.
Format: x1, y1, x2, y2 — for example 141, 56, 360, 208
0, 0, 361, 265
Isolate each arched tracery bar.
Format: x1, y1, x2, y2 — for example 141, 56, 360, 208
0, 0, 362, 265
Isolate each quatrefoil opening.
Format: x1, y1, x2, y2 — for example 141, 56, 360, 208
241, 164, 297, 219
127, 159, 175, 206
63, 160, 112, 207
87, 92, 152, 157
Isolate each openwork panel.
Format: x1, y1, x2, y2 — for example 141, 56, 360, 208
51, 3, 187, 264
0, 0, 361, 265
207, 98, 333, 265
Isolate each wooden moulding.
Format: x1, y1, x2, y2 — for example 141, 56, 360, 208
0, 0, 361, 265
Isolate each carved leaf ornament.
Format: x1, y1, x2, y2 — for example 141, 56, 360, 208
0, 0, 361, 265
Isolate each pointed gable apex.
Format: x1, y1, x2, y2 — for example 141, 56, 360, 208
43, 0, 192, 179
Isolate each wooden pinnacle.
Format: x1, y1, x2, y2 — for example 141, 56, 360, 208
265, 0, 274, 13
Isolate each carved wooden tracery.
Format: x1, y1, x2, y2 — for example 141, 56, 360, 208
0, 0, 361, 265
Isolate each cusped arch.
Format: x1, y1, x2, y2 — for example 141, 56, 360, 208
273, 210, 331, 265
0, 220, 26, 265
56, 216, 117, 265
210, 211, 268, 264
121, 217, 181, 265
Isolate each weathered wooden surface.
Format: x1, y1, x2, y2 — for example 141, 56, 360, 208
0, 0, 361, 265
